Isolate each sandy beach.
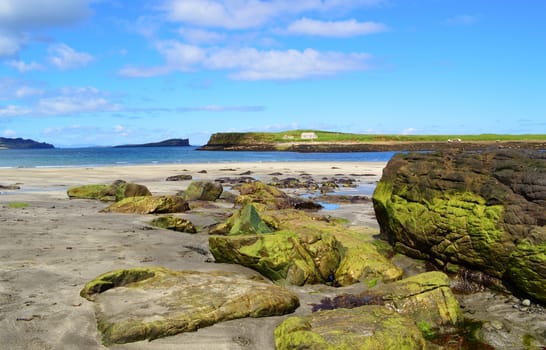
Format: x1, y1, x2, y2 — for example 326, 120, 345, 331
0, 161, 386, 350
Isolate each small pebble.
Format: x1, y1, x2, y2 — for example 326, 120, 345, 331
521, 299, 531, 307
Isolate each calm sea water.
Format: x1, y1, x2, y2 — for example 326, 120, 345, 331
0, 146, 396, 168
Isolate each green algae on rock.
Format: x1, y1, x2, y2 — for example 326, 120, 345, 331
180, 180, 223, 201
373, 150, 546, 303
210, 202, 402, 286
275, 305, 427, 350
67, 180, 151, 202
101, 195, 190, 214
81, 267, 300, 345
149, 215, 197, 233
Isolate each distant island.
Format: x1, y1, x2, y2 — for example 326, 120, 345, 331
0, 137, 55, 150
114, 138, 190, 148
199, 130, 546, 152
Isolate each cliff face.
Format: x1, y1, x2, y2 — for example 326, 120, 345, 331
0, 137, 54, 149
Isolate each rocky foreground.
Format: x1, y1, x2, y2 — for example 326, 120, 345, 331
0, 159, 545, 349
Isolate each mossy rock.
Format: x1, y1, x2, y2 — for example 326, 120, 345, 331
102, 195, 190, 214
81, 267, 300, 345
209, 205, 402, 286
67, 180, 151, 202
507, 239, 546, 303
181, 180, 223, 201
372, 150, 546, 302
275, 305, 427, 350
149, 216, 197, 233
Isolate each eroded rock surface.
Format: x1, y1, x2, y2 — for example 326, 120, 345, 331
180, 180, 223, 201
67, 180, 151, 201
373, 150, 546, 302
81, 267, 300, 345
210, 202, 402, 286
101, 195, 190, 214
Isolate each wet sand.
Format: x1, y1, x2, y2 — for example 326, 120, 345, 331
0, 162, 385, 350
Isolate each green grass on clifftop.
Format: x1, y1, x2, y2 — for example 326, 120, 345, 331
207, 131, 546, 145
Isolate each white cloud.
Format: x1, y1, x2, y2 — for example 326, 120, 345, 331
0, 104, 32, 117
444, 14, 479, 26
48, 43, 94, 70
7, 59, 42, 72
285, 18, 387, 37
120, 43, 373, 80
15, 86, 44, 98
401, 127, 416, 135
0, 0, 92, 57
2, 129, 17, 137
207, 47, 372, 80
161, 0, 385, 29
0, 86, 120, 117
0, 0, 91, 29
0, 31, 22, 57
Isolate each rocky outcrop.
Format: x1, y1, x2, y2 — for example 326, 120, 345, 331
235, 181, 322, 210
372, 150, 546, 302
166, 174, 192, 181
67, 180, 151, 201
276, 271, 462, 349
81, 267, 299, 345
0, 137, 54, 149
149, 215, 197, 233
180, 180, 223, 201
101, 195, 190, 214
210, 202, 402, 286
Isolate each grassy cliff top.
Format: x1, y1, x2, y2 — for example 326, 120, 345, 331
206, 130, 546, 145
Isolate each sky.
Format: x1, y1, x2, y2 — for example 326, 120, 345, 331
0, 0, 545, 147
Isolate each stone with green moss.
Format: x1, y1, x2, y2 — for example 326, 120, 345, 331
181, 180, 223, 201
210, 204, 402, 286
149, 215, 197, 233
102, 195, 190, 214
81, 267, 299, 345
67, 180, 151, 202
507, 240, 546, 302
373, 150, 546, 302
275, 305, 427, 350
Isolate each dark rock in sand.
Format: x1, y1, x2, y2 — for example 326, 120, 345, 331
166, 174, 193, 181
373, 149, 546, 303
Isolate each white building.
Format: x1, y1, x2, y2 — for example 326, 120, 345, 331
300, 132, 318, 140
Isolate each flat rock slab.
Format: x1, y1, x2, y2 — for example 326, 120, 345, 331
80, 267, 299, 345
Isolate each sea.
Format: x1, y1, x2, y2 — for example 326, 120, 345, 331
0, 146, 396, 168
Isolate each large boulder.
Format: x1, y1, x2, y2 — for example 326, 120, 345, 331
181, 180, 223, 201
81, 267, 299, 345
67, 180, 151, 201
372, 150, 546, 302
277, 271, 462, 349
235, 181, 322, 210
101, 195, 190, 214
210, 204, 402, 286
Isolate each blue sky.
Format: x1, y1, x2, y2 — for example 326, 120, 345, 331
1, 0, 545, 146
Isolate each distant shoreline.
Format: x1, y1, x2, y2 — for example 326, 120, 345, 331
199, 140, 546, 152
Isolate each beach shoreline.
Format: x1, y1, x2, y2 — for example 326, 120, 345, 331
0, 161, 385, 350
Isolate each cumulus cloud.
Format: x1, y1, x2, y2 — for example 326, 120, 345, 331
161, 0, 385, 29
178, 28, 226, 44
48, 43, 94, 70
7, 59, 42, 72
0, 86, 120, 118
285, 18, 387, 37
120, 43, 373, 80
0, 0, 93, 57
